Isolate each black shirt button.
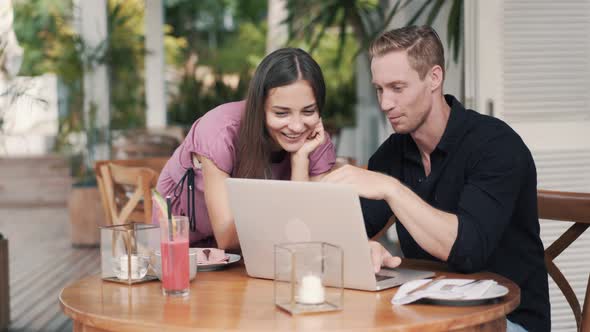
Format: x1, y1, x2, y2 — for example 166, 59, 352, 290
418, 178, 423, 183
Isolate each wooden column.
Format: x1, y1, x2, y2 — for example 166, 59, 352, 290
0, 236, 9, 330
266, 0, 288, 53
73, 0, 111, 163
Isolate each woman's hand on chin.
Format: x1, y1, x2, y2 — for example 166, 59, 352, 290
292, 119, 325, 160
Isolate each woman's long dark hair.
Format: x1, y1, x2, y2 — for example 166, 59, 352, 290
234, 48, 326, 179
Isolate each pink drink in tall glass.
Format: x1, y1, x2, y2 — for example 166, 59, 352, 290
161, 239, 189, 291
160, 216, 190, 296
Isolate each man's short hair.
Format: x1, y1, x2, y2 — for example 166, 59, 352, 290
369, 25, 445, 80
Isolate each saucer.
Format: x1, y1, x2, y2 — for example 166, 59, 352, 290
197, 253, 241, 271
422, 284, 509, 306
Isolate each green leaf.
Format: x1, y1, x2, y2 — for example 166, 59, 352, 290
334, 8, 349, 66
309, 8, 339, 53
425, 0, 445, 26
447, 0, 462, 63
406, 0, 434, 27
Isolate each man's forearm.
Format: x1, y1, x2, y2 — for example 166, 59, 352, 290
383, 178, 458, 261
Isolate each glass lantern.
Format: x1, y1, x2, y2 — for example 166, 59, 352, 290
100, 223, 159, 284
274, 242, 343, 314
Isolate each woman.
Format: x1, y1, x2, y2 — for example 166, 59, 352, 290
155, 48, 336, 249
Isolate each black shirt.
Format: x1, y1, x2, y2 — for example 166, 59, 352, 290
361, 95, 550, 332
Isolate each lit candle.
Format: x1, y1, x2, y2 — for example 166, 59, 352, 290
298, 274, 325, 304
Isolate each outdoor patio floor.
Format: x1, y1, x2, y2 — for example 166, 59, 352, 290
1, 206, 100, 332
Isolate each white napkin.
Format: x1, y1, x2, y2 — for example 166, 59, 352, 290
392, 278, 497, 305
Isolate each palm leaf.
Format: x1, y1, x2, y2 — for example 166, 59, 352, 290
309, 4, 340, 52
354, 0, 405, 59
447, 0, 462, 63
406, 0, 434, 27
284, 0, 464, 65
425, 0, 445, 26
334, 7, 349, 65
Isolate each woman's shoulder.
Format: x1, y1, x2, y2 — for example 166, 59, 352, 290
185, 101, 245, 146
190, 100, 245, 138
179, 101, 245, 173
199, 100, 245, 127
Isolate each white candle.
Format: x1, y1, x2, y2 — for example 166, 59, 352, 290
298, 274, 325, 304
117, 255, 145, 280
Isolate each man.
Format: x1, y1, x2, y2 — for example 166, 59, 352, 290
322, 26, 550, 332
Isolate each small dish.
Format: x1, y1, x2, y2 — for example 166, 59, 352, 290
153, 248, 199, 281
197, 253, 241, 272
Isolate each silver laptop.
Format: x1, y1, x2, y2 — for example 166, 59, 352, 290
226, 178, 434, 291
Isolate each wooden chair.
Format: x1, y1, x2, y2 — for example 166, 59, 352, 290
538, 189, 590, 332
95, 158, 167, 225
94, 157, 168, 176
95, 160, 162, 225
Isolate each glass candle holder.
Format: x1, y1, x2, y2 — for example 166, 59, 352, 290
100, 223, 159, 285
274, 242, 343, 314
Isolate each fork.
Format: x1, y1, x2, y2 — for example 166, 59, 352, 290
440, 279, 482, 291
406, 275, 447, 296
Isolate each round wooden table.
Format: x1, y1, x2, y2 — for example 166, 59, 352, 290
60, 261, 520, 332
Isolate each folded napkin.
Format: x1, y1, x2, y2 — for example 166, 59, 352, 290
196, 248, 229, 265
392, 278, 497, 305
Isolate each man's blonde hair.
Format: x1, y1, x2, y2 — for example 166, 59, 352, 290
369, 25, 445, 80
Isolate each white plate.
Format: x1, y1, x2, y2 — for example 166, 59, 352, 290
423, 284, 509, 306
197, 253, 241, 271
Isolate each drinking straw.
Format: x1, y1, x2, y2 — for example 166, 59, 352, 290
166, 196, 174, 242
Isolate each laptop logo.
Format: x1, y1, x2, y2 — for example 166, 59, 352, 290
284, 218, 311, 242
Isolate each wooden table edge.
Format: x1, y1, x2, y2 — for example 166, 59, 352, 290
59, 272, 520, 332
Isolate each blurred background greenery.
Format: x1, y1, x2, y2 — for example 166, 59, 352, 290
11, 0, 359, 146
9, 0, 459, 180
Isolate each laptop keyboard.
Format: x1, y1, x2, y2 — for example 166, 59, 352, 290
375, 268, 400, 282
375, 274, 394, 282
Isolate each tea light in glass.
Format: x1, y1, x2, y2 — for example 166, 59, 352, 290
100, 223, 159, 285
274, 242, 343, 314
115, 254, 148, 280
298, 273, 325, 304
